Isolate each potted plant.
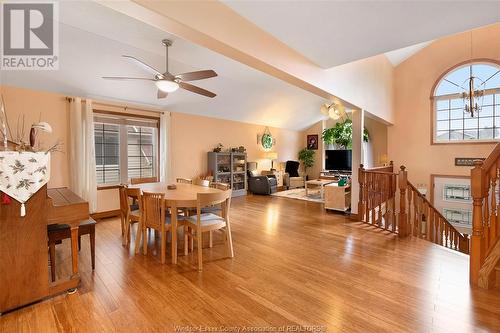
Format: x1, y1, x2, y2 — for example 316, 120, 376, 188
321, 119, 369, 149
298, 148, 315, 179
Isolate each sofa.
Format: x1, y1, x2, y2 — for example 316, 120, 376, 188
247, 162, 278, 195
283, 160, 306, 189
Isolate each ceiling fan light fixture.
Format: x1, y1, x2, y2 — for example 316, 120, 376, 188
155, 79, 179, 93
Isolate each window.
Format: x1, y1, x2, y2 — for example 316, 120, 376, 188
127, 125, 156, 179
433, 62, 500, 143
95, 123, 120, 184
94, 113, 159, 185
443, 208, 472, 227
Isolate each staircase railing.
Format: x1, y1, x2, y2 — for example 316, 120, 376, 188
358, 163, 469, 253
470, 143, 500, 287
358, 162, 398, 232
406, 181, 469, 252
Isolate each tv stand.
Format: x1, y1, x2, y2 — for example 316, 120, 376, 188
320, 170, 351, 180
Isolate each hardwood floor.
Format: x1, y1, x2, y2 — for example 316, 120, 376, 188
1, 195, 500, 332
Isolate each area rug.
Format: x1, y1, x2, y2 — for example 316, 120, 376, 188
271, 188, 324, 203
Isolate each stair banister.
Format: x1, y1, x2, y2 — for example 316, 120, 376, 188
470, 143, 500, 287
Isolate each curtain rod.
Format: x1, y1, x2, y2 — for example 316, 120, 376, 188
65, 97, 165, 115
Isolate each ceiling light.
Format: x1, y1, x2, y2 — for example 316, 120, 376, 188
320, 103, 330, 116
320, 102, 344, 120
155, 79, 179, 93
328, 106, 341, 120
461, 32, 485, 118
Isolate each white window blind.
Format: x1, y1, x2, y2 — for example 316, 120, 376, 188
94, 113, 159, 185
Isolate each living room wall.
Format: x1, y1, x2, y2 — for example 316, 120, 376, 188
388, 23, 500, 189
0, 85, 302, 212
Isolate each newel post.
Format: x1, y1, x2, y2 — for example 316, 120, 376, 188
470, 160, 485, 286
398, 165, 408, 237
358, 164, 365, 222
389, 160, 394, 173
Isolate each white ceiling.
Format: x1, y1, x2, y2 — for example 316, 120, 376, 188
0, 1, 325, 131
384, 41, 433, 67
223, 0, 500, 68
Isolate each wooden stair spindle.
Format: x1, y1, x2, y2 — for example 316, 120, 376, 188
358, 164, 366, 222
490, 170, 497, 245
398, 166, 408, 237
471, 160, 485, 286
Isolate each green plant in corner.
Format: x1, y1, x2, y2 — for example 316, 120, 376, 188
298, 148, 315, 174
321, 119, 369, 149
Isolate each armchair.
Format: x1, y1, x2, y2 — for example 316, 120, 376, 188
247, 162, 278, 195
283, 160, 306, 189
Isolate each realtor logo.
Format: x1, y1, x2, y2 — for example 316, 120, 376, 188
1, 1, 59, 70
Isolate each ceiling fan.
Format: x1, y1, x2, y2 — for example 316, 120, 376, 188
102, 39, 217, 99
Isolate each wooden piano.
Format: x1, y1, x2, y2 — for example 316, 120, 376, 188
0, 186, 89, 314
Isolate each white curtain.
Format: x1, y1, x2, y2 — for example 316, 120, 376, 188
69, 98, 98, 213
159, 112, 171, 183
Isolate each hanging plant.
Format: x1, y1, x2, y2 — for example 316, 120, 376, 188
321, 119, 369, 149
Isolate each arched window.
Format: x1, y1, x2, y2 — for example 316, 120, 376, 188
433, 61, 500, 143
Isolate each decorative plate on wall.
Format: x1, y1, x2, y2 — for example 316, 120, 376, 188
257, 127, 276, 150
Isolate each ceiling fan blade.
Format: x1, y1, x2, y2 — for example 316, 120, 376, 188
157, 90, 168, 99
179, 82, 216, 98
102, 76, 154, 81
175, 70, 217, 82
122, 55, 162, 75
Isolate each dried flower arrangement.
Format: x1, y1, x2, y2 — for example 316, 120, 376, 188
0, 94, 62, 154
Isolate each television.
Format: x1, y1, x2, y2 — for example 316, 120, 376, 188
325, 150, 352, 171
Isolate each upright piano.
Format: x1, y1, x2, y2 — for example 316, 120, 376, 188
0, 186, 89, 314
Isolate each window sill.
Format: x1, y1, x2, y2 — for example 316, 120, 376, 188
97, 184, 122, 190
432, 139, 500, 145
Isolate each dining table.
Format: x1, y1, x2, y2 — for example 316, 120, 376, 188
128, 182, 222, 264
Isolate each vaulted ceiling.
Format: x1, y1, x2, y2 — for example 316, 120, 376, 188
224, 0, 500, 68
2, 1, 500, 131
1, 1, 325, 131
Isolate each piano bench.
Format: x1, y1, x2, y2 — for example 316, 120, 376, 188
47, 218, 96, 282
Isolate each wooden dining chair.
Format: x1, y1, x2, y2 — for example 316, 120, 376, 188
184, 190, 234, 271
131, 177, 158, 185
176, 177, 193, 184
119, 185, 128, 238
198, 181, 228, 247
210, 182, 230, 190
193, 178, 210, 187
124, 188, 143, 254
141, 192, 185, 264
176, 178, 194, 218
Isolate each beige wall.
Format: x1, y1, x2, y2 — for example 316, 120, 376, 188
364, 116, 388, 168
388, 23, 500, 188
0, 85, 69, 188
0, 85, 302, 212
170, 112, 301, 180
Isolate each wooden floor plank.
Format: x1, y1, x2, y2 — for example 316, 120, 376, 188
1, 195, 500, 332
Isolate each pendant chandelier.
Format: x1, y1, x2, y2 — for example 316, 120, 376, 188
461, 32, 485, 118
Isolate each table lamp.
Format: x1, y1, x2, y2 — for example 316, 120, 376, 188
266, 152, 278, 170
379, 154, 389, 166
